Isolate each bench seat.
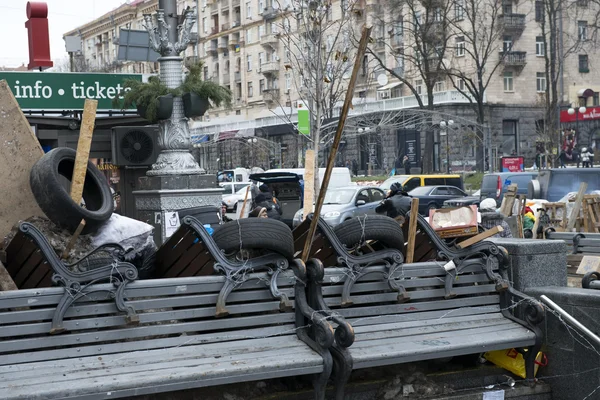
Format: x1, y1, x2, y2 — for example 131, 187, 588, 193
0, 265, 337, 400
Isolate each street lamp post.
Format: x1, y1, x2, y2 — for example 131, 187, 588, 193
440, 120, 454, 174
358, 127, 372, 176
568, 105, 587, 140
248, 137, 257, 168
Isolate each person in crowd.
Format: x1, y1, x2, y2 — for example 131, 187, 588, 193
581, 147, 593, 168
394, 156, 403, 175
376, 182, 413, 218
249, 207, 268, 218
478, 198, 513, 238
221, 202, 232, 223
403, 155, 411, 174
254, 189, 282, 220
352, 159, 359, 177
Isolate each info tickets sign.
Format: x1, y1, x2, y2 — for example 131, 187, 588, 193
0, 71, 149, 110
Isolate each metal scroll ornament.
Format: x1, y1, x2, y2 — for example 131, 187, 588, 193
143, 8, 205, 175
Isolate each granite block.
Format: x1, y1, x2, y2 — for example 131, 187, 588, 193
189, 174, 217, 188
491, 238, 567, 256
136, 174, 218, 191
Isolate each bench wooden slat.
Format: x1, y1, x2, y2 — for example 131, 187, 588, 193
1, 335, 302, 383
3, 344, 323, 400
350, 325, 535, 370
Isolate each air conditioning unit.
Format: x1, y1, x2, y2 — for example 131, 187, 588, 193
111, 126, 160, 167
274, 56, 280, 61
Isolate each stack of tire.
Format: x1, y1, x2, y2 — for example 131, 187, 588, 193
332, 215, 405, 252
30, 148, 114, 233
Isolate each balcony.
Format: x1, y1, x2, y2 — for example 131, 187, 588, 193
499, 14, 526, 33
233, 0, 240, 5
210, 74, 219, 83
392, 66, 404, 76
261, 33, 279, 47
211, 26, 219, 35
223, 73, 230, 85
500, 51, 527, 67
222, 2, 229, 12
262, 88, 280, 102
231, 19, 241, 28
375, 38, 385, 49
263, 6, 277, 20
259, 60, 280, 74
218, 40, 229, 51
211, 3, 219, 13
235, 71, 241, 82
229, 36, 239, 48
222, 22, 230, 31
207, 42, 218, 54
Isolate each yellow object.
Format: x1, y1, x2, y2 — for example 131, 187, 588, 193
484, 348, 546, 379
525, 211, 536, 221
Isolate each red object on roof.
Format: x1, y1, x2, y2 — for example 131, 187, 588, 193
25, 2, 53, 70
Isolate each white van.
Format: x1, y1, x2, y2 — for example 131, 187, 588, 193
248, 167, 353, 225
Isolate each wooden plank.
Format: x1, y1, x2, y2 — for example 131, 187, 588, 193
155, 224, 188, 266
0, 80, 45, 237
0, 261, 17, 292
61, 220, 86, 259
239, 185, 251, 218
457, 226, 502, 249
14, 251, 45, 288
165, 241, 207, 278
567, 182, 588, 230
301, 26, 372, 262
405, 198, 420, 263
499, 184, 518, 216
69, 99, 98, 203
302, 149, 315, 221
157, 230, 197, 277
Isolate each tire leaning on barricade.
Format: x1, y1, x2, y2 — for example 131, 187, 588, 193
333, 215, 405, 252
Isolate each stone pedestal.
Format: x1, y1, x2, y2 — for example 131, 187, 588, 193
134, 174, 222, 246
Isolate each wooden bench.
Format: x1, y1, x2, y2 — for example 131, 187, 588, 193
156, 216, 293, 316
1, 222, 139, 334
0, 259, 348, 400
304, 244, 544, 399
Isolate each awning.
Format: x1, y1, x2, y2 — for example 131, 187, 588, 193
577, 88, 595, 97
216, 128, 256, 141
377, 82, 402, 91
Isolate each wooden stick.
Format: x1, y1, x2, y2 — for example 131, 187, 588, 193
301, 25, 372, 262
302, 149, 316, 220
567, 182, 588, 230
69, 99, 98, 202
457, 226, 503, 249
61, 220, 87, 259
405, 198, 419, 263
239, 186, 251, 218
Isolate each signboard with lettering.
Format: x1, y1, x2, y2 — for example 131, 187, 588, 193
560, 106, 600, 123
0, 71, 147, 110
501, 156, 524, 172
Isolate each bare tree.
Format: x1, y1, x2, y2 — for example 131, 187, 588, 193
367, 0, 454, 172
277, 0, 360, 189
538, 0, 600, 161
51, 55, 92, 72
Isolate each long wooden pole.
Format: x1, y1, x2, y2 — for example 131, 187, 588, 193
301, 26, 372, 262
405, 198, 420, 263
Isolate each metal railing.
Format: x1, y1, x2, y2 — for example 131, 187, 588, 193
500, 51, 527, 66
499, 14, 526, 31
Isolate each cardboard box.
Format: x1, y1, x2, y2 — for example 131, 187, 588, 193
429, 206, 479, 239
576, 256, 600, 275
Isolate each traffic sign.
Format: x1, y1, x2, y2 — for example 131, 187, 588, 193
0, 71, 147, 111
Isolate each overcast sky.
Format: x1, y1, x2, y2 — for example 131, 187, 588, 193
0, 0, 128, 68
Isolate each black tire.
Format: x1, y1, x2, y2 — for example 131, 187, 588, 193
333, 215, 405, 252
30, 148, 113, 232
428, 203, 437, 211
212, 219, 294, 260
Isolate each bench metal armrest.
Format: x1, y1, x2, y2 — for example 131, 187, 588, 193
504, 285, 546, 327
305, 259, 355, 348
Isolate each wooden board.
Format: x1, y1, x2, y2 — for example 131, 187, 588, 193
69, 99, 98, 203
0, 80, 45, 240
457, 226, 503, 249
567, 182, 588, 230
405, 198, 419, 263
302, 149, 315, 221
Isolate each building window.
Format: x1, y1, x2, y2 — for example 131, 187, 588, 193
361, 55, 368, 76
285, 73, 291, 90
536, 36, 545, 56
259, 0, 264, 12
456, 36, 465, 56
246, 1, 252, 18
579, 54, 589, 72
503, 36, 513, 52
535, 1, 544, 21
454, 0, 464, 20
434, 81, 445, 92
258, 52, 265, 66
502, 0, 512, 14
536, 72, 546, 92
594, 92, 599, 106
457, 78, 465, 91
246, 55, 252, 71
202, 17, 207, 33
579, 21, 588, 40
246, 28, 253, 43
415, 79, 423, 95
433, 7, 442, 22
258, 25, 265, 39
502, 120, 518, 156
414, 11, 422, 26
259, 79, 265, 93
247, 81, 253, 97
578, 0, 589, 6
503, 71, 513, 92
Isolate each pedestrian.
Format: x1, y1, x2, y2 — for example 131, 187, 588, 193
403, 155, 411, 174
394, 156, 403, 175
352, 159, 358, 177
478, 198, 513, 238
256, 186, 282, 220
345, 160, 352, 175
375, 182, 413, 218
581, 147, 593, 168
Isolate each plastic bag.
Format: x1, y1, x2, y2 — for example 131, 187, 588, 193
484, 348, 547, 379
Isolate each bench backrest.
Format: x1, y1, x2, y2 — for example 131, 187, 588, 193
3, 230, 53, 289
0, 270, 299, 366
319, 259, 502, 326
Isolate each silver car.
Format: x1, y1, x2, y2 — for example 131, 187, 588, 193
292, 186, 385, 228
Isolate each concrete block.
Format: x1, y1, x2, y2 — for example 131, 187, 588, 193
491, 238, 567, 291
0, 80, 45, 239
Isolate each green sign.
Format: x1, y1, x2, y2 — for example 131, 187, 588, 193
297, 100, 310, 135
0, 71, 146, 110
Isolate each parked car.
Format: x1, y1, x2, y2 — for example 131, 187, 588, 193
528, 168, 600, 202
443, 190, 481, 208
220, 182, 252, 196
222, 185, 251, 211
480, 172, 538, 206
407, 185, 468, 215
381, 174, 464, 193
292, 185, 385, 228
